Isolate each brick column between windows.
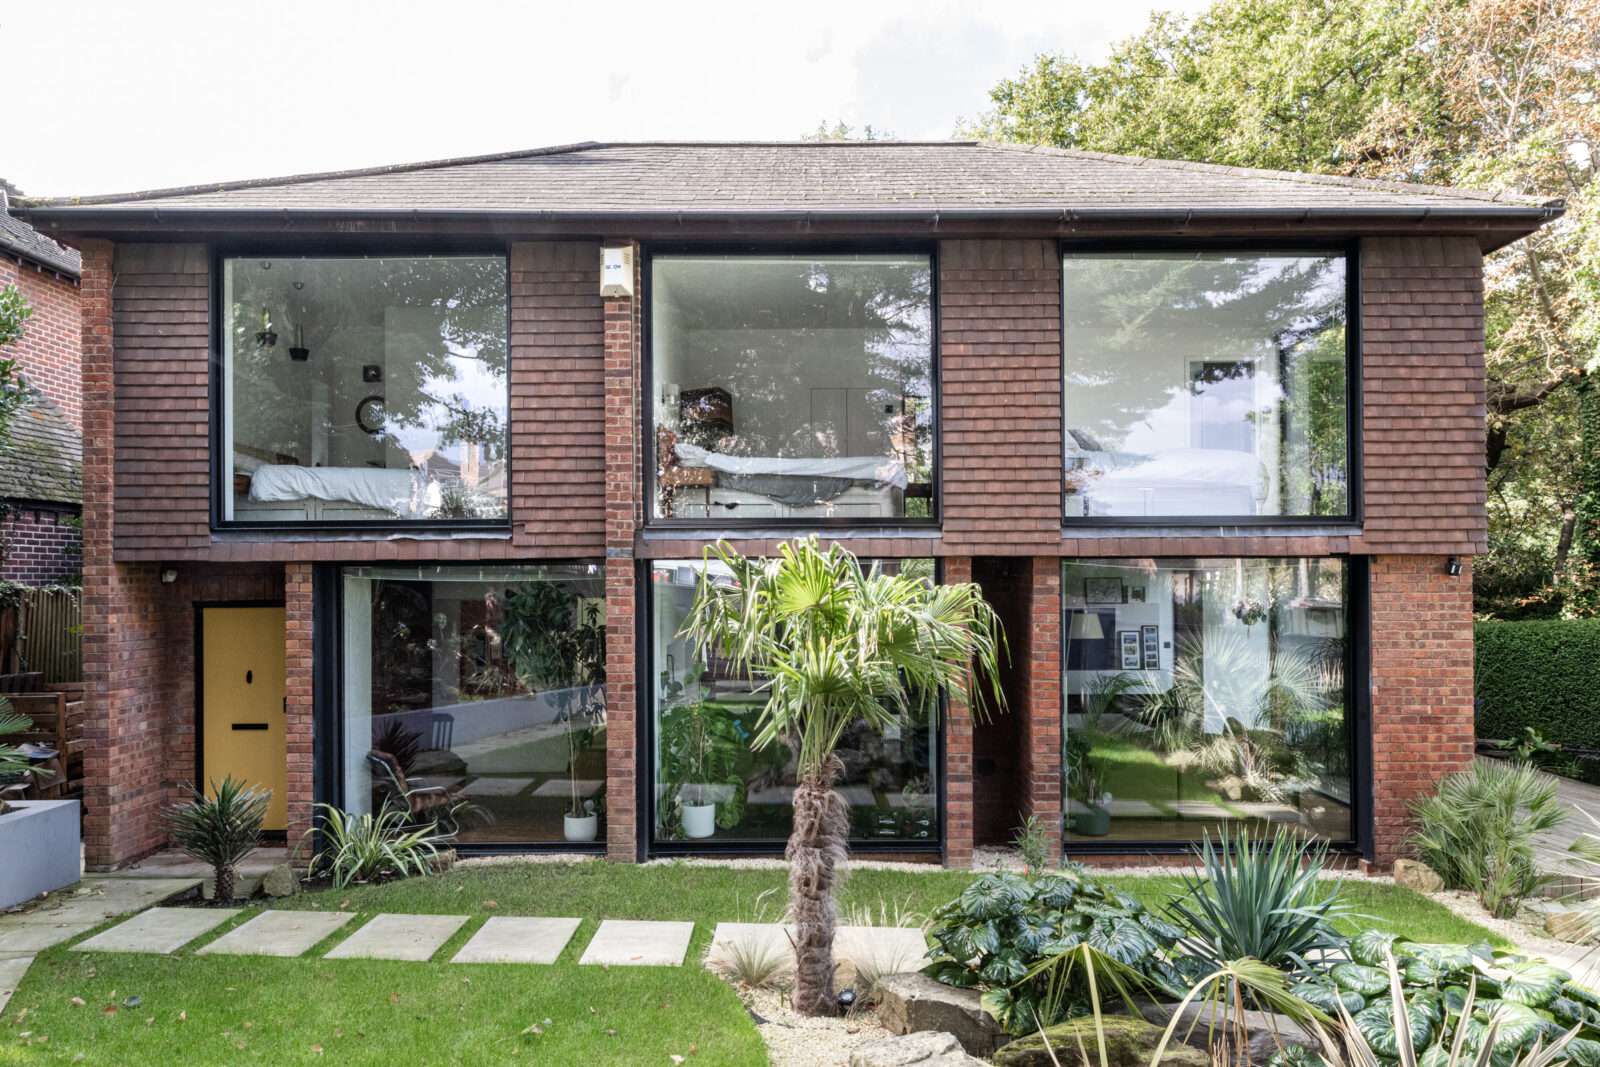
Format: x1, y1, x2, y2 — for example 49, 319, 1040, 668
1021, 558, 1063, 863
1368, 554, 1475, 866
603, 244, 642, 861
942, 557, 975, 868
284, 563, 315, 858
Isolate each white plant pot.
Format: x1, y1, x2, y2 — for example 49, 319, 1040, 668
564, 813, 599, 842
682, 802, 717, 839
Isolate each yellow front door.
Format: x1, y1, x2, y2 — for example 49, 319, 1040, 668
201, 606, 287, 831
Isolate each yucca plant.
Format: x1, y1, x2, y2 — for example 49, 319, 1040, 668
1410, 759, 1564, 918
307, 803, 453, 889
164, 776, 270, 902
1167, 826, 1349, 977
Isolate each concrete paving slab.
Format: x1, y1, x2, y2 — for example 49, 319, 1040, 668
459, 777, 533, 798
71, 907, 241, 955
324, 914, 469, 962
198, 910, 355, 958
0, 956, 31, 1016
9, 877, 203, 927
120, 848, 286, 882
579, 919, 695, 966
452, 917, 581, 964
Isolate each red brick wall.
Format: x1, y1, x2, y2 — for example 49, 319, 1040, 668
1, 505, 79, 582
284, 564, 314, 853
1356, 237, 1487, 555
1019, 558, 1063, 862
0, 256, 80, 429
939, 240, 1063, 555
1368, 554, 1476, 864
942, 556, 975, 868
603, 243, 642, 861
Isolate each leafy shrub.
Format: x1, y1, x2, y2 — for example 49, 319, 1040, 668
1476, 618, 1600, 751
1409, 760, 1564, 918
0, 700, 38, 816
922, 870, 1189, 1036
1168, 826, 1348, 974
308, 803, 455, 889
1012, 815, 1052, 873
1286, 932, 1600, 1064
164, 776, 269, 902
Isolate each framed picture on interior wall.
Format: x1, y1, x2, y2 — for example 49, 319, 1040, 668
1118, 630, 1141, 670
1084, 577, 1125, 605
1129, 586, 1145, 603
1141, 625, 1160, 669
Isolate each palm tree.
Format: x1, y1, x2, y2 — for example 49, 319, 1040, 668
681, 537, 1005, 1016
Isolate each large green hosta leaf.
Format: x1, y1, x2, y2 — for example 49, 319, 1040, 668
1354, 999, 1436, 1058
1291, 980, 1366, 1015
958, 874, 1034, 921
979, 950, 1029, 985
1030, 876, 1077, 908
1008, 911, 1056, 956
1267, 1045, 1324, 1067
1332, 962, 1391, 996
1461, 1001, 1543, 1052
1565, 1036, 1600, 1067
922, 961, 978, 988
1564, 982, 1600, 1010
1086, 916, 1161, 966
1398, 942, 1476, 974
1351, 930, 1399, 967
1478, 958, 1570, 1007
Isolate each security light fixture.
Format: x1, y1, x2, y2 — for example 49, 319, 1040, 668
1445, 556, 1463, 578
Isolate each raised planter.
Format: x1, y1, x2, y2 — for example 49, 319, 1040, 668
0, 799, 80, 908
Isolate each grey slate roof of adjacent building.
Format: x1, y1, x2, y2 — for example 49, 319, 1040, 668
17, 141, 1562, 223
0, 393, 82, 506
0, 191, 80, 277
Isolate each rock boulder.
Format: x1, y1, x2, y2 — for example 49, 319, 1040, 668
1392, 859, 1444, 894
876, 972, 1009, 1057
994, 1015, 1210, 1067
848, 1031, 986, 1067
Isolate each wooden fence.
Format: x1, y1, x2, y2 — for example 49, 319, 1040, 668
15, 588, 81, 684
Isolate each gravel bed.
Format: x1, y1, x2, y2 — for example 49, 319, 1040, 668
740, 986, 896, 1067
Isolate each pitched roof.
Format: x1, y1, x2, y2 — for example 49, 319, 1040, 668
0, 192, 80, 277
17, 141, 1562, 226
0, 393, 82, 506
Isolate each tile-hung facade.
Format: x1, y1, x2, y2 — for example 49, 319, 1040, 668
19, 142, 1559, 870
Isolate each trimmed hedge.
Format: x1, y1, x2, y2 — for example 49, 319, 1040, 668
1475, 618, 1600, 750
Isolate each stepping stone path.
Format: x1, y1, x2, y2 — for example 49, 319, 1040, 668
707, 923, 931, 975
579, 919, 695, 967
0, 956, 31, 1016
452, 916, 581, 964
325, 914, 469, 962
0, 876, 201, 956
72, 907, 241, 955
199, 910, 355, 957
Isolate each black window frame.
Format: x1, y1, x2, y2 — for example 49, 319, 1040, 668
312, 558, 611, 857
209, 242, 515, 534
640, 555, 948, 857
1057, 553, 1368, 856
1059, 240, 1362, 528
642, 242, 943, 531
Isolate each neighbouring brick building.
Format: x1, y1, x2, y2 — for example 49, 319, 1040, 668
18, 142, 1559, 870
0, 189, 82, 587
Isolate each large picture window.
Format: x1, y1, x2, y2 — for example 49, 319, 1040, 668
221, 254, 508, 524
1061, 557, 1352, 845
648, 558, 939, 846
650, 253, 935, 523
1062, 251, 1350, 520
340, 564, 606, 847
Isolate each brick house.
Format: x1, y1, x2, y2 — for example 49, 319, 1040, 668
0, 190, 82, 587
18, 141, 1559, 870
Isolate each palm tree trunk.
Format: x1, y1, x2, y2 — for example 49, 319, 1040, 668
787, 754, 849, 1016
214, 862, 235, 903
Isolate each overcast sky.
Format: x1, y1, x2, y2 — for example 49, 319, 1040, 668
3, 0, 1211, 197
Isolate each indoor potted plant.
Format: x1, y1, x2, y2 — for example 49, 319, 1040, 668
1065, 732, 1112, 837
500, 585, 607, 843
658, 697, 745, 839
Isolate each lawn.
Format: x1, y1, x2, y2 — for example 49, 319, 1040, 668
0, 860, 1501, 1066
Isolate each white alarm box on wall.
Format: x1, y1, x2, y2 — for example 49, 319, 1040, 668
600, 246, 635, 297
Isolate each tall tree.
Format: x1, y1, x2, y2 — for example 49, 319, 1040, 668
681, 538, 1004, 1015
974, 0, 1600, 616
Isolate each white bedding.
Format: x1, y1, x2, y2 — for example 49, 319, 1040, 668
249, 464, 442, 519
675, 442, 908, 489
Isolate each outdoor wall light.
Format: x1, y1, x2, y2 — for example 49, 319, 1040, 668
159, 568, 178, 584
1445, 556, 1463, 578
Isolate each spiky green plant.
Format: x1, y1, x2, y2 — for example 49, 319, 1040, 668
0, 696, 39, 815
164, 776, 270, 902
682, 536, 1006, 1016
1410, 759, 1564, 918
1166, 826, 1349, 976
308, 803, 453, 889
